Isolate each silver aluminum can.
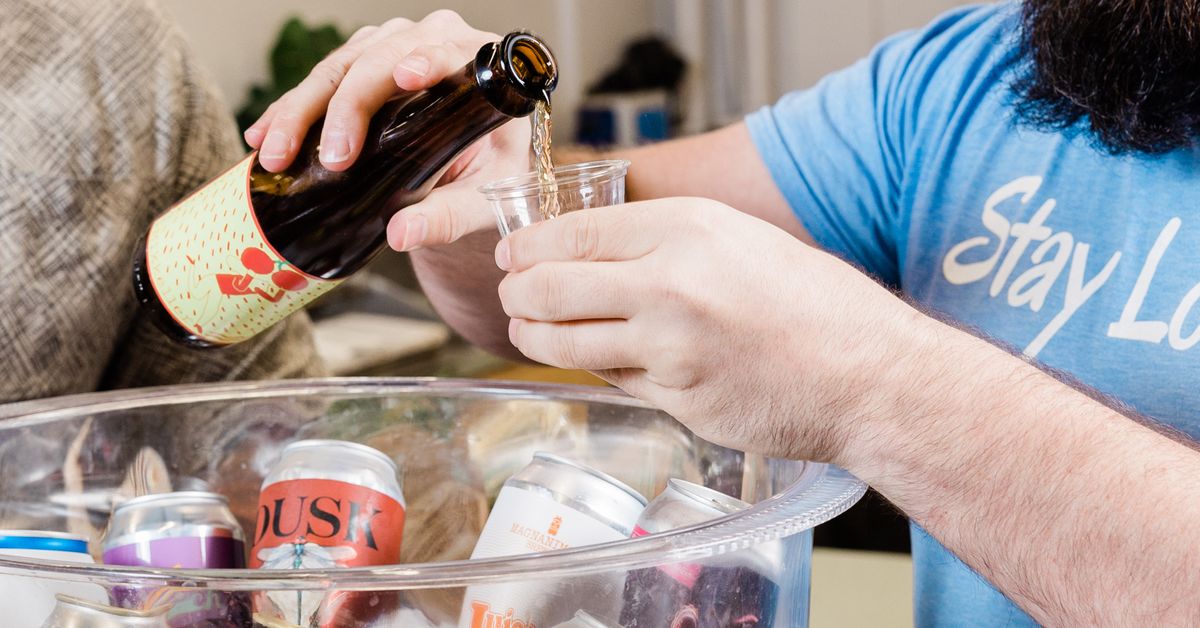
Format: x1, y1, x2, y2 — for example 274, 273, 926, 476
633, 478, 749, 536
102, 492, 245, 566
621, 479, 750, 628
460, 452, 648, 628
40, 594, 168, 628
101, 492, 248, 627
0, 531, 106, 627
250, 440, 406, 627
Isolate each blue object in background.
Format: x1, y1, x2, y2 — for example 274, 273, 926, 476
637, 107, 669, 142
576, 90, 671, 148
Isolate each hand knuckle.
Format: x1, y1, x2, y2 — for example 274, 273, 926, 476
272, 109, 303, 127
570, 214, 602, 260
441, 204, 465, 242
381, 17, 415, 32
312, 57, 350, 86
551, 328, 581, 367
323, 106, 357, 129
423, 9, 464, 27
534, 269, 562, 319
360, 38, 405, 65
496, 278, 517, 314
652, 270, 691, 307
350, 25, 379, 41
653, 334, 701, 382
410, 42, 446, 62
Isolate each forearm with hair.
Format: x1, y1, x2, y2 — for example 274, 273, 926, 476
844, 310, 1200, 625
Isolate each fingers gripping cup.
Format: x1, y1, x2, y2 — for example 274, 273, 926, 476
481, 160, 631, 236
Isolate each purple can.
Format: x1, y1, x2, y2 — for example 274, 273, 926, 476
101, 491, 249, 627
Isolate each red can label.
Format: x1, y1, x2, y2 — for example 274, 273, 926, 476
250, 478, 405, 569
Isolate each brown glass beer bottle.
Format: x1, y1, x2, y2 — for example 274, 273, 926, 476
132, 32, 557, 347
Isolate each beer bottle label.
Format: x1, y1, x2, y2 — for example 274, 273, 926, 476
144, 154, 342, 345
249, 478, 405, 569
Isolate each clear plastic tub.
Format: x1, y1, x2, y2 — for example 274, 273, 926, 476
0, 378, 864, 627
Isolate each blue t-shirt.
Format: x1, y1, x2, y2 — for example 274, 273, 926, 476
747, 2, 1200, 626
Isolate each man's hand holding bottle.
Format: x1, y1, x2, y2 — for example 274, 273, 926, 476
244, 10, 530, 252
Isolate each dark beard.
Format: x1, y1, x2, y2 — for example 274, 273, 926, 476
1014, 0, 1200, 154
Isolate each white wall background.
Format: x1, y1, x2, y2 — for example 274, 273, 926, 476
158, 0, 656, 141
160, 0, 976, 139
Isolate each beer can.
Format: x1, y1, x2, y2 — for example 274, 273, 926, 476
460, 452, 648, 628
40, 594, 168, 628
0, 531, 106, 627
692, 558, 782, 628
620, 479, 749, 628
250, 439, 406, 627
101, 491, 249, 627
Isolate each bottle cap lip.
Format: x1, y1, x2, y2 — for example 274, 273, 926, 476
499, 31, 558, 99
479, 159, 630, 200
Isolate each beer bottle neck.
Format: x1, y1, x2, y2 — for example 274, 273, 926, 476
373, 34, 555, 179
474, 33, 557, 118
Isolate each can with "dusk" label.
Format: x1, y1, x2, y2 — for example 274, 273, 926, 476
460, 452, 647, 628
250, 439, 406, 627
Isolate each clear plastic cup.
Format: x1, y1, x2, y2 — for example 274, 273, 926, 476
480, 160, 631, 236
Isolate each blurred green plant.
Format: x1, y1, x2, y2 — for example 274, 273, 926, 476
235, 17, 347, 134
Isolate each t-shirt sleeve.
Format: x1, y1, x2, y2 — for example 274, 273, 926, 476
745, 7, 985, 286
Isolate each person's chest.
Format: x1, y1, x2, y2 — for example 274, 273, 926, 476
899, 121, 1200, 434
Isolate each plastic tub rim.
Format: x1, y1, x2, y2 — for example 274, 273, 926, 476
0, 377, 866, 591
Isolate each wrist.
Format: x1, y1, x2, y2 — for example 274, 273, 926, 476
825, 304, 985, 480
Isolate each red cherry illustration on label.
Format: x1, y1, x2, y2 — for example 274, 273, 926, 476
240, 247, 275, 274
272, 269, 308, 292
